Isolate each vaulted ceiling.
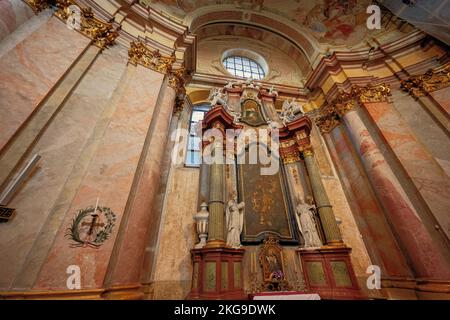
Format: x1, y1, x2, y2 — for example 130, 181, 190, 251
140, 0, 382, 48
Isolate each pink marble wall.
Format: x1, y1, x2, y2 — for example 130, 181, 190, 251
325, 126, 412, 278
0, 45, 129, 290
343, 108, 450, 279
0, 16, 90, 152
107, 84, 176, 287
429, 88, 450, 116
0, 0, 34, 41
363, 100, 450, 244
34, 66, 165, 290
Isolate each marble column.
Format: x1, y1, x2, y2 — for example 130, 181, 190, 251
207, 140, 225, 246
340, 101, 450, 279
300, 145, 343, 246
321, 124, 412, 277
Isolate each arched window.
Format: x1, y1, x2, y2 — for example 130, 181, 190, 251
223, 56, 266, 80
185, 104, 210, 167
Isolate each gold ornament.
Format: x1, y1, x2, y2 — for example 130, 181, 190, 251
314, 107, 340, 134
128, 41, 175, 74
299, 144, 314, 157
401, 63, 450, 99
168, 67, 186, 94
358, 83, 392, 103
24, 0, 49, 13
53, 0, 118, 49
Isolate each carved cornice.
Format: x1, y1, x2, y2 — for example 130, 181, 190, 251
401, 63, 450, 99
23, 0, 49, 13
128, 41, 175, 74
52, 0, 118, 49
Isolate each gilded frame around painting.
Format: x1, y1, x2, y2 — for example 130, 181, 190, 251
235, 145, 299, 244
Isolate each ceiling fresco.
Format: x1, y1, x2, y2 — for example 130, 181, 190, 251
141, 0, 381, 46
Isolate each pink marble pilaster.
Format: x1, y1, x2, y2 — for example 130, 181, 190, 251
105, 82, 177, 288
364, 101, 450, 241
325, 126, 412, 277
33, 65, 165, 290
342, 109, 450, 279
0, 0, 34, 41
0, 16, 90, 152
428, 88, 450, 116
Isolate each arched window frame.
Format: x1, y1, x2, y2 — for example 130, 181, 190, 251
223, 55, 266, 80
185, 103, 210, 167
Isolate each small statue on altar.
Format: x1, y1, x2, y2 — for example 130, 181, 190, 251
296, 196, 322, 248
208, 87, 228, 107
226, 192, 245, 248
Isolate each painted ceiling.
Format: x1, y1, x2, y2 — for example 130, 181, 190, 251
141, 0, 378, 46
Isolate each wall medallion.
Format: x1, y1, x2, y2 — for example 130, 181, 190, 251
65, 204, 117, 248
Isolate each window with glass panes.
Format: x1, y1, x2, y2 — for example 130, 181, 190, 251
186, 104, 210, 167
223, 56, 265, 80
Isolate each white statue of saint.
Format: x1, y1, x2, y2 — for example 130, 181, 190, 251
296, 196, 322, 248
226, 192, 245, 248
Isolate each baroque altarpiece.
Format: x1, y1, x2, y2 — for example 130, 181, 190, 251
189, 80, 363, 300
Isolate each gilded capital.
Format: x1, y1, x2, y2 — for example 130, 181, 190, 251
315, 107, 340, 134
335, 100, 357, 117
173, 95, 185, 116
168, 68, 186, 94
280, 139, 300, 164
53, 0, 118, 49
281, 152, 301, 164
401, 63, 450, 98
299, 144, 314, 157
24, 0, 49, 13
358, 83, 392, 103
128, 41, 175, 74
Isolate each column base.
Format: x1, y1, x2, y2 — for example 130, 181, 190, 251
187, 246, 247, 300
297, 246, 366, 300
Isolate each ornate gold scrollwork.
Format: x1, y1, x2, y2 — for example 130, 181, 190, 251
280, 152, 301, 164
24, 0, 49, 13
53, 0, 118, 49
168, 67, 186, 94
314, 106, 340, 134
358, 83, 392, 103
173, 94, 185, 116
401, 63, 450, 98
280, 140, 300, 164
298, 144, 314, 157
128, 41, 175, 74
324, 83, 391, 119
